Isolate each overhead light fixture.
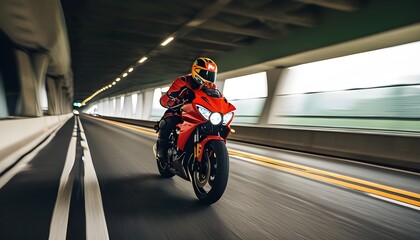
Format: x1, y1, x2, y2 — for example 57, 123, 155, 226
139, 56, 148, 63
161, 36, 174, 46
81, 35, 179, 105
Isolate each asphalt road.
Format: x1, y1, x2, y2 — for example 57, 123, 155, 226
1, 115, 419, 240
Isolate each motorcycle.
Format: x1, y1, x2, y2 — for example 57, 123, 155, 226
153, 86, 236, 204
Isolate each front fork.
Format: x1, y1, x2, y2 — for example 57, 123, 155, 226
191, 128, 225, 170
192, 128, 201, 172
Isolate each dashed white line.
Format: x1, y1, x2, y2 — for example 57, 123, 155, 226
49, 118, 78, 240
78, 117, 110, 240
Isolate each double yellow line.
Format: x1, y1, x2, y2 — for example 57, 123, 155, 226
94, 117, 157, 136
228, 149, 420, 207
92, 116, 420, 208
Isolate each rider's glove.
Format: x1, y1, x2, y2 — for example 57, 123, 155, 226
168, 97, 181, 108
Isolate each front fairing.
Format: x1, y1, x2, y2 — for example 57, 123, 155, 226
181, 89, 236, 122
176, 89, 236, 151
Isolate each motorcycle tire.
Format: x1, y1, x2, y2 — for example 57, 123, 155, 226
192, 140, 229, 204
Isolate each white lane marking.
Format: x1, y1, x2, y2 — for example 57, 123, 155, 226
367, 193, 420, 211
0, 120, 67, 189
49, 118, 78, 240
78, 117, 110, 240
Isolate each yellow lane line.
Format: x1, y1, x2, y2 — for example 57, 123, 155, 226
228, 149, 420, 200
91, 117, 420, 207
235, 156, 420, 207
93, 117, 157, 136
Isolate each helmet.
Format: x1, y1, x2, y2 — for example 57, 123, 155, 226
191, 57, 217, 85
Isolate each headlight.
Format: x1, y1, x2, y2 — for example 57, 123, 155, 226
209, 112, 222, 125
197, 105, 228, 125
222, 112, 234, 125
197, 105, 211, 120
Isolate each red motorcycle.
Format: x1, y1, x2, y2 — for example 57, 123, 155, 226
153, 87, 236, 204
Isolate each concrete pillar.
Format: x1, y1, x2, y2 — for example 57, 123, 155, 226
97, 100, 104, 115
32, 53, 49, 112
109, 98, 115, 116
258, 68, 284, 126
134, 93, 143, 119
122, 94, 132, 118
15, 50, 43, 116
0, 72, 8, 117
114, 96, 122, 117
56, 78, 65, 114
216, 79, 225, 93
64, 92, 71, 113
63, 86, 72, 114
97, 100, 103, 115
46, 77, 58, 115
143, 90, 154, 120
103, 99, 110, 116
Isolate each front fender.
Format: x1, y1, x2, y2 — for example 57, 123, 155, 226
195, 136, 225, 162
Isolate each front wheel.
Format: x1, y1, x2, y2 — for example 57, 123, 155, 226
192, 140, 229, 204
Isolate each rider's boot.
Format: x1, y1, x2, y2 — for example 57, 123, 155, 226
157, 139, 170, 163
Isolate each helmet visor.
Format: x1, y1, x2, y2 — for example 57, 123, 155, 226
198, 70, 216, 83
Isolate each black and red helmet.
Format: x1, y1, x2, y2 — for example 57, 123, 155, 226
191, 57, 217, 85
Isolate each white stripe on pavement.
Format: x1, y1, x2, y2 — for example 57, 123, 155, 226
49, 117, 78, 240
78, 117, 110, 240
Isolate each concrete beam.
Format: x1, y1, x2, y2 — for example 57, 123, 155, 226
198, 20, 282, 39
295, 0, 360, 12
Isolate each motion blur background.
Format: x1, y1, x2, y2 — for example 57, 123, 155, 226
0, 1, 420, 239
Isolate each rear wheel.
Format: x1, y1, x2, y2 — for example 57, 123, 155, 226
192, 140, 229, 204
155, 144, 174, 178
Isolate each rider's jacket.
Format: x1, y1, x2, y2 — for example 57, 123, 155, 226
160, 74, 217, 117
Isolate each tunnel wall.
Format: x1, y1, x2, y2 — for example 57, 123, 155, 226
97, 116, 420, 172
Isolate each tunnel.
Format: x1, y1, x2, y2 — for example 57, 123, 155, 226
0, 0, 420, 239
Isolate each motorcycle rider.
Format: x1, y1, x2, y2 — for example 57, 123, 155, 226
156, 57, 219, 162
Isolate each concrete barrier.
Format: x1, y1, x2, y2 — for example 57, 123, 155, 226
99, 116, 420, 172
229, 125, 420, 172
0, 114, 72, 173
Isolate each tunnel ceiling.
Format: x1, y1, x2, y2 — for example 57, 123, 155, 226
61, 0, 366, 103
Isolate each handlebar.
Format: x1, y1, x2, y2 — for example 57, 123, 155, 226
167, 98, 188, 110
